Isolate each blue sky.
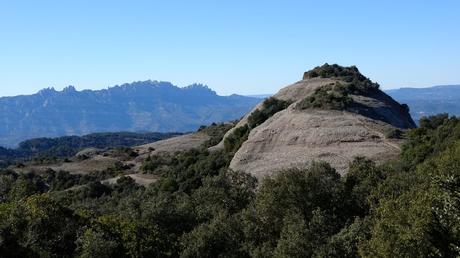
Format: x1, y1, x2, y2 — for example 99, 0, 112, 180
0, 0, 459, 96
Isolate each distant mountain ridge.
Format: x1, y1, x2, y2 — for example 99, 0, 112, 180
0, 81, 260, 147
385, 84, 460, 121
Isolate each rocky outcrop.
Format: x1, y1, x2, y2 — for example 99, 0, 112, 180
219, 65, 415, 178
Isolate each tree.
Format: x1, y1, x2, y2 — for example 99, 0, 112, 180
343, 157, 387, 217
361, 141, 460, 257
242, 162, 343, 256
76, 228, 120, 258
1, 194, 81, 258
181, 213, 247, 258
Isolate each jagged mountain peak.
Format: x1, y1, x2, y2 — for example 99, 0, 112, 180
33, 81, 217, 96
62, 85, 77, 93
0, 81, 259, 147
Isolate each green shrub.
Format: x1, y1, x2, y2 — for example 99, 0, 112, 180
303, 63, 366, 82
385, 128, 404, 139
224, 125, 250, 154
296, 83, 353, 110
302, 64, 380, 94
180, 213, 246, 258
247, 97, 291, 129
401, 114, 460, 169
200, 122, 235, 148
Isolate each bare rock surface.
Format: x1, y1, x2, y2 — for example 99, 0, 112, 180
102, 174, 158, 186
130, 132, 210, 172
76, 148, 104, 158
211, 78, 337, 151
135, 132, 209, 156
226, 76, 415, 179
50, 156, 120, 174
229, 107, 402, 178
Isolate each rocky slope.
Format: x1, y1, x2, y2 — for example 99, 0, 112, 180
218, 64, 415, 178
0, 81, 259, 147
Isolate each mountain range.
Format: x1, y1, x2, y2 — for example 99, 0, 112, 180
385, 85, 460, 121
0, 81, 259, 147
2, 80, 460, 148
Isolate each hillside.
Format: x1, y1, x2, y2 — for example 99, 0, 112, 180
0, 81, 259, 147
3, 66, 460, 258
216, 64, 415, 177
0, 131, 181, 168
385, 84, 460, 121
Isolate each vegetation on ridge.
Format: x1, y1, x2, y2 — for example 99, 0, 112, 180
303, 63, 376, 86
296, 82, 353, 110
298, 64, 384, 111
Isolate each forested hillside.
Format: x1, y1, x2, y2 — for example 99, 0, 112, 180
0, 132, 180, 168
1, 114, 459, 257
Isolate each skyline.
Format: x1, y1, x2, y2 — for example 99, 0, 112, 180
1, 1, 459, 97
3, 79, 460, 98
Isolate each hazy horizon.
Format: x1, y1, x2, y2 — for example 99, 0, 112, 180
1, 1, 459, 97
2, 79, 460, 98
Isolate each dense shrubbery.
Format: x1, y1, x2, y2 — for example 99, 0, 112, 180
198, 122, 235, 148
298, 64, 384, 111
299, 64, 381, 111
303, 63, 370, 84
224, 125, 250, 155
1, 114, 460, 257
142, 148, 232, 194
401, 113, 460, 169
297, 83, 353, 110
303, 63, 364, 80
247, 97, 291, 129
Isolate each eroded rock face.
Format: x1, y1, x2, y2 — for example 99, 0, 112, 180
222, 70, 415, 179
209, 78, 338, 151
229, 108, 403, 178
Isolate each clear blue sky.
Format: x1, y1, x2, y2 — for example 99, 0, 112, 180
1, 0, 459, 96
